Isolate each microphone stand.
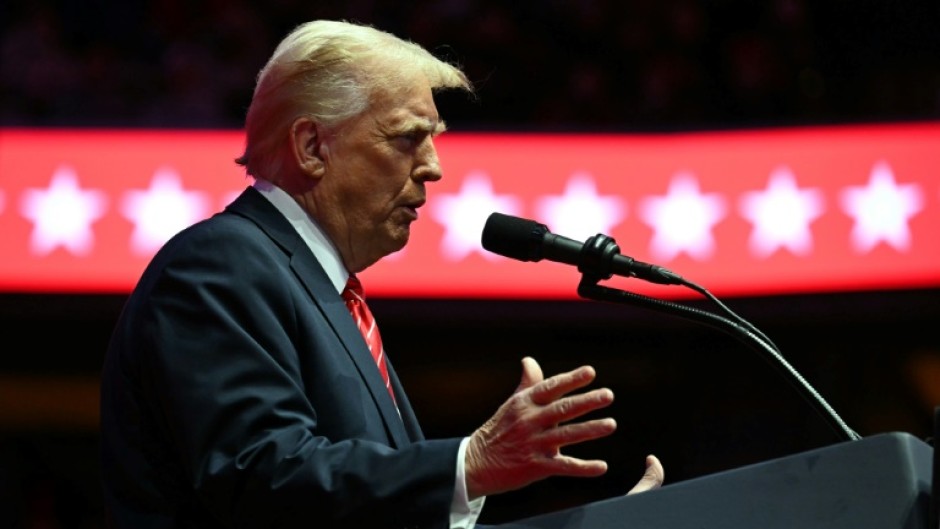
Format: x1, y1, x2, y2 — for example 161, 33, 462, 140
574, 233, 861, 443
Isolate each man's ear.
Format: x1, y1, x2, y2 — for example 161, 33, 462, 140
290, 117, 328, 179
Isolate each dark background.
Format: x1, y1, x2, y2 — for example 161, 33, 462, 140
1, 1, 939, 527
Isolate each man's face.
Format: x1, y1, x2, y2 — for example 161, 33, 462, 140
313, 81, 446, 272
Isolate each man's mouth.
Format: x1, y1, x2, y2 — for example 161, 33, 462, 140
400, 199, 425, 219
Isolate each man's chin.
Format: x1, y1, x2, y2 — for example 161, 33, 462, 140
393, 232, 410, 252
379, 228, 410, 257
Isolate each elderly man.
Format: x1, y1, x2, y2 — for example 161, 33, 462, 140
99, 19, 662, 529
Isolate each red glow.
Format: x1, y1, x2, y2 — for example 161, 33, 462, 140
1, 124, 938, 299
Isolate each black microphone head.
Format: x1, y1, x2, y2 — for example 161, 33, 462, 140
481, 212, 548, 262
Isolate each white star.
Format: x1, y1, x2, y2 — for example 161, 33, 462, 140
20, 165, 108, 256
637, 171, 727, 261
120, 167, 211, 256
739, 166, 825, 258
839, 160, 923, 253
534, 172, 627, 241
430, 171, 523, 260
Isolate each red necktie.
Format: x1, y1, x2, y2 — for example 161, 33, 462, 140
342, 276, 395, 402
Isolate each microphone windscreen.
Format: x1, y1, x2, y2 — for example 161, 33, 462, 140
481, 212, 548, 262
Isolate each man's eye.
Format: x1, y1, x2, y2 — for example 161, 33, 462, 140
393, 132, 422, 149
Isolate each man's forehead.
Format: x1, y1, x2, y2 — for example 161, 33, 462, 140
363, 80, 444, 131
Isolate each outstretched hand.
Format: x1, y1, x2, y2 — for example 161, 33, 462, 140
464, 357, 618, 499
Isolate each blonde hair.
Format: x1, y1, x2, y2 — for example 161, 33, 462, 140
235, 20, 473, 179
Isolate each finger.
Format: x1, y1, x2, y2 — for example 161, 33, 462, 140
515, 357, 544, 393
537, 417, 617, 449
541, 454, 610, 478
626, 454, 665, 495
537, 387, 615, 427
530, 365, 598, 405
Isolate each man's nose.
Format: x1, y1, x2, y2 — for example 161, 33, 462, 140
414, 142, 442, 182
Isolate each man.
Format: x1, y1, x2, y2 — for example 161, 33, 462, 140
99, 19, 663, 529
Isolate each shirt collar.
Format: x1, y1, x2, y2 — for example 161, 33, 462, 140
252, 180, 348, 294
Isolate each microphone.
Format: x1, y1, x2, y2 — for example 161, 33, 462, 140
481, 212, 684, 285
483, 213, 863, 442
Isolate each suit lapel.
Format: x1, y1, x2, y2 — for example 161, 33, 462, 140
225, 187, 412, 447
386, 362, 424, 441
298, 267, 411, 447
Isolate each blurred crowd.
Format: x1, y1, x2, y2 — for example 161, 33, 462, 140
1, 0, 939, 131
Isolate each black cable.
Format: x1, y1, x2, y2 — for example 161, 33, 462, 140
678, 277, 783, 355
577, 275, 861, 442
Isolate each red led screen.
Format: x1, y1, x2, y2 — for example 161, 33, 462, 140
1, 124, 938, 299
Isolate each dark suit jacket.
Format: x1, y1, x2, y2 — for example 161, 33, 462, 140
99, 186, 463, 529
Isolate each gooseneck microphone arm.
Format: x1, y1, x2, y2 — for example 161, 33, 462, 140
575, 233, 860, 442
481, 212, 861, 443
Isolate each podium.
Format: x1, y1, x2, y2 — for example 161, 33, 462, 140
496, 432, 934, 529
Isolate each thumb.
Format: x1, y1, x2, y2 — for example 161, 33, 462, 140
626, 454, 664, 495
515, 356, 544, 393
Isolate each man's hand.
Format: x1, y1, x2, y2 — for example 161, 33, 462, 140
626, 454, 664, 495
464, 357, 617, 499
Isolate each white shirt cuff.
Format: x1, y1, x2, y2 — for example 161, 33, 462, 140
450, 436, 486, 529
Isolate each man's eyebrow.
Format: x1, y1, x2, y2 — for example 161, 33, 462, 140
395, 118, 447, 136
414, 117, 446, 133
